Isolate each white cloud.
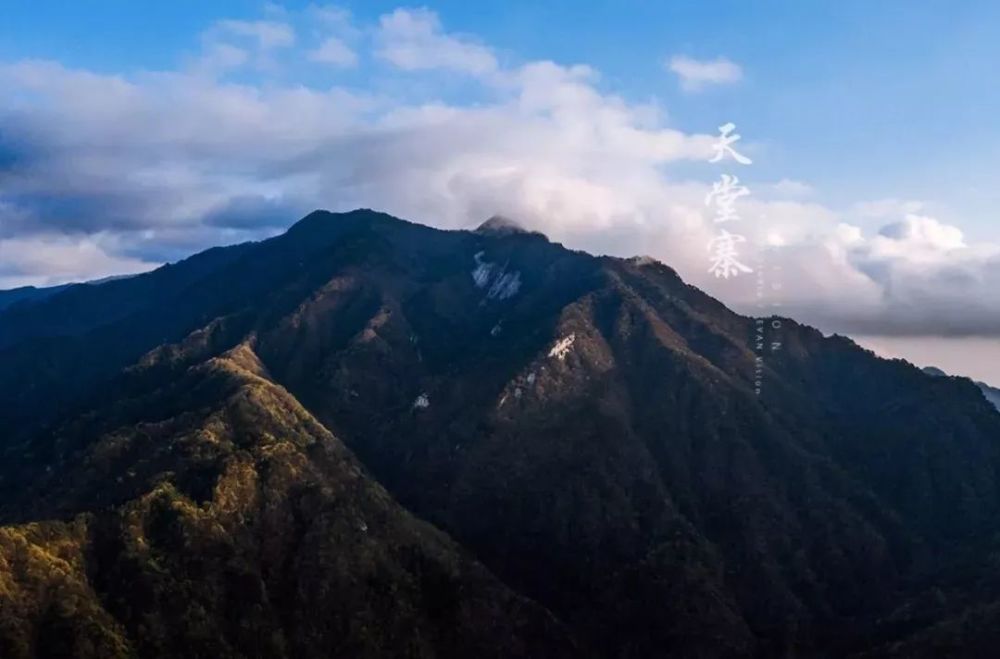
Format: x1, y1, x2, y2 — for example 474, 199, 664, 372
213, 19, 295, 51
782, 213, 1000, 337
192, 18, 296, 75
375, 8, 497, 75
667, 55, 742, 91
0, 234, 156, 288
195, 43, 251, 75
308, 5, 358, 34
876, 214, 967, 253
309, 37, 358, 67
1, 6, 999, 352
304, 6, 361, 68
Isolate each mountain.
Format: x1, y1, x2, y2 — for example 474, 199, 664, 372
0, 284, 72, 312
2, 209, 1000, 658
923, 366, 1000, 411
0, 275, 141, 313
0, 341, 575, 659
982, 383, 1000, 410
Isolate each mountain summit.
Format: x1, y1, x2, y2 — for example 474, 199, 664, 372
475, 214, 540, 236
2, 209, 1000, 658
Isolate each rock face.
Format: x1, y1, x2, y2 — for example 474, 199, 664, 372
2, 209, 1000, 658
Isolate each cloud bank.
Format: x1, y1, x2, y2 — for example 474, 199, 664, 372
0, 5, 998, 352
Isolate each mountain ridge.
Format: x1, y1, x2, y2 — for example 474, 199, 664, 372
2, 209, 1000, 657
923, 366, 1000, 411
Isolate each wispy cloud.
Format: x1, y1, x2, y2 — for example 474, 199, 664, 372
193, 18, 296, 75
853, 198, 925, 219
770, 178, 813, 198
309, 37, 357, 67
667, 55, 742, 91
305, 5, 360, 68
375, 8, 497, 75
212, 19, 296, 51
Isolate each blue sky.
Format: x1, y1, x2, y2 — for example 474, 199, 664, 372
1, 1, 999, 382
3, 0, 998, 240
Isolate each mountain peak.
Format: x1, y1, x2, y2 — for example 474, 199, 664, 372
475, 214, 541, 237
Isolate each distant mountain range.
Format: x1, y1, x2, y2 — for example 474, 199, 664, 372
0, 283, 72, 311
923, 366, 1000, 411
0, 274, 140, 312
2, 209, 1000, 658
